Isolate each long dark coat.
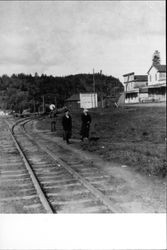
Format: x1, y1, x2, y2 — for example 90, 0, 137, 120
80, 113, 91, 138
62, 115, 72, 131
62, 114, 72, 142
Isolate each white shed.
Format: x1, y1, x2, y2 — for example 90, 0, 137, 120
65, 93, 98, 110
79, 93, 98, 109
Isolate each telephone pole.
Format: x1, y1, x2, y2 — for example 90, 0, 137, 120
33, 98, 36, 113
93, 68, 96, 108
93, 68, 95, 93
55, 97, 57, 108
42, 95, 45, 113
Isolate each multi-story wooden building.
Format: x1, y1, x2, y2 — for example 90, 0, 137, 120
123, 51, 166, 104
123, 72, 148, 103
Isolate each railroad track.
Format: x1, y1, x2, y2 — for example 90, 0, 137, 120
0, 116, 123, 213
0, 117, 47, 213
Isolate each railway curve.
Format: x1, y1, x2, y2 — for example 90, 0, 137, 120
1, 115, 165, 213
1, 116, 123, 213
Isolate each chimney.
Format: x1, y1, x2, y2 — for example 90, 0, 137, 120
152, 50, 161, 66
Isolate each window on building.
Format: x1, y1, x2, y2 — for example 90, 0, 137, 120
124, 76, 128, 82
159, 73, 166, 80
149, 75, 151, 82
155, 74, 157, 80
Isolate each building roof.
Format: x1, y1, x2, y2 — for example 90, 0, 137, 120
65, 94, 80, 102
123, 73, 147, 82
147, 64, 166, 74
123, 72, 134, 77
134, 75, 148, 81
154, 64, 166, 72
66, 93, 98, 102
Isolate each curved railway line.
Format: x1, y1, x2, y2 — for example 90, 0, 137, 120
0, 117, 47, 213
0, 115, 124, 213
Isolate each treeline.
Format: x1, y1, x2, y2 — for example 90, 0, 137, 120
0, 73, 123, 113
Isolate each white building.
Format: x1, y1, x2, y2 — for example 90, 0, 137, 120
123, 51, 166, 104
147, 64, 166, 102
65, 93, 98, 110
79, 93, 97, 109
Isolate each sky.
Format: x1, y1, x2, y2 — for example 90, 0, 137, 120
0, 1, 166, 82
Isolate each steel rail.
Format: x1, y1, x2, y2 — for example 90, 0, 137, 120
5, 119, 54, 214
21, 119, 123, 213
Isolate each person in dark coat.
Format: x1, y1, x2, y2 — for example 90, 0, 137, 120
62, 109, 72, 144
80, 108, 91, 141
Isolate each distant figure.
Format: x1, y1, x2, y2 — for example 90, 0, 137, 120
80, 108, 91, 141
50, 109, 57, 132
114, 102, 118, 108
62, 109, 72, 144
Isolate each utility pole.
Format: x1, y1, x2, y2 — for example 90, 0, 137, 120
93, 68, 96, 108
33, 98, 36, 113
55, 97, 57, 108
93, 68, 95, 93
42, 95, 45, 113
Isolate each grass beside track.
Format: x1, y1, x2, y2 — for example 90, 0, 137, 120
36, 104, 166, 178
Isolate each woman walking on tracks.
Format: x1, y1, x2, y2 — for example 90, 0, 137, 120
62, 109, 72, 144
80, 108, 91, 141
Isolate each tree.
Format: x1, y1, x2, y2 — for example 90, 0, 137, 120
0, 72, 124, 111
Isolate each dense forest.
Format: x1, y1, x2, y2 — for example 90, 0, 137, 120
0, 73, 124, 113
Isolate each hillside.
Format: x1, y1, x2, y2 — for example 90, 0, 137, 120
0, 73, 124, 113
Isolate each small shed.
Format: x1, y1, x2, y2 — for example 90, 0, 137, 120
65, 93, 98, 111
65, 94, 80, 110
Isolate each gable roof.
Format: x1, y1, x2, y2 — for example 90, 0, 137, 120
65, 94, 80, 102
123, 72, 134, 77
154, 64, 166, 72
147, 64, 166, 74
